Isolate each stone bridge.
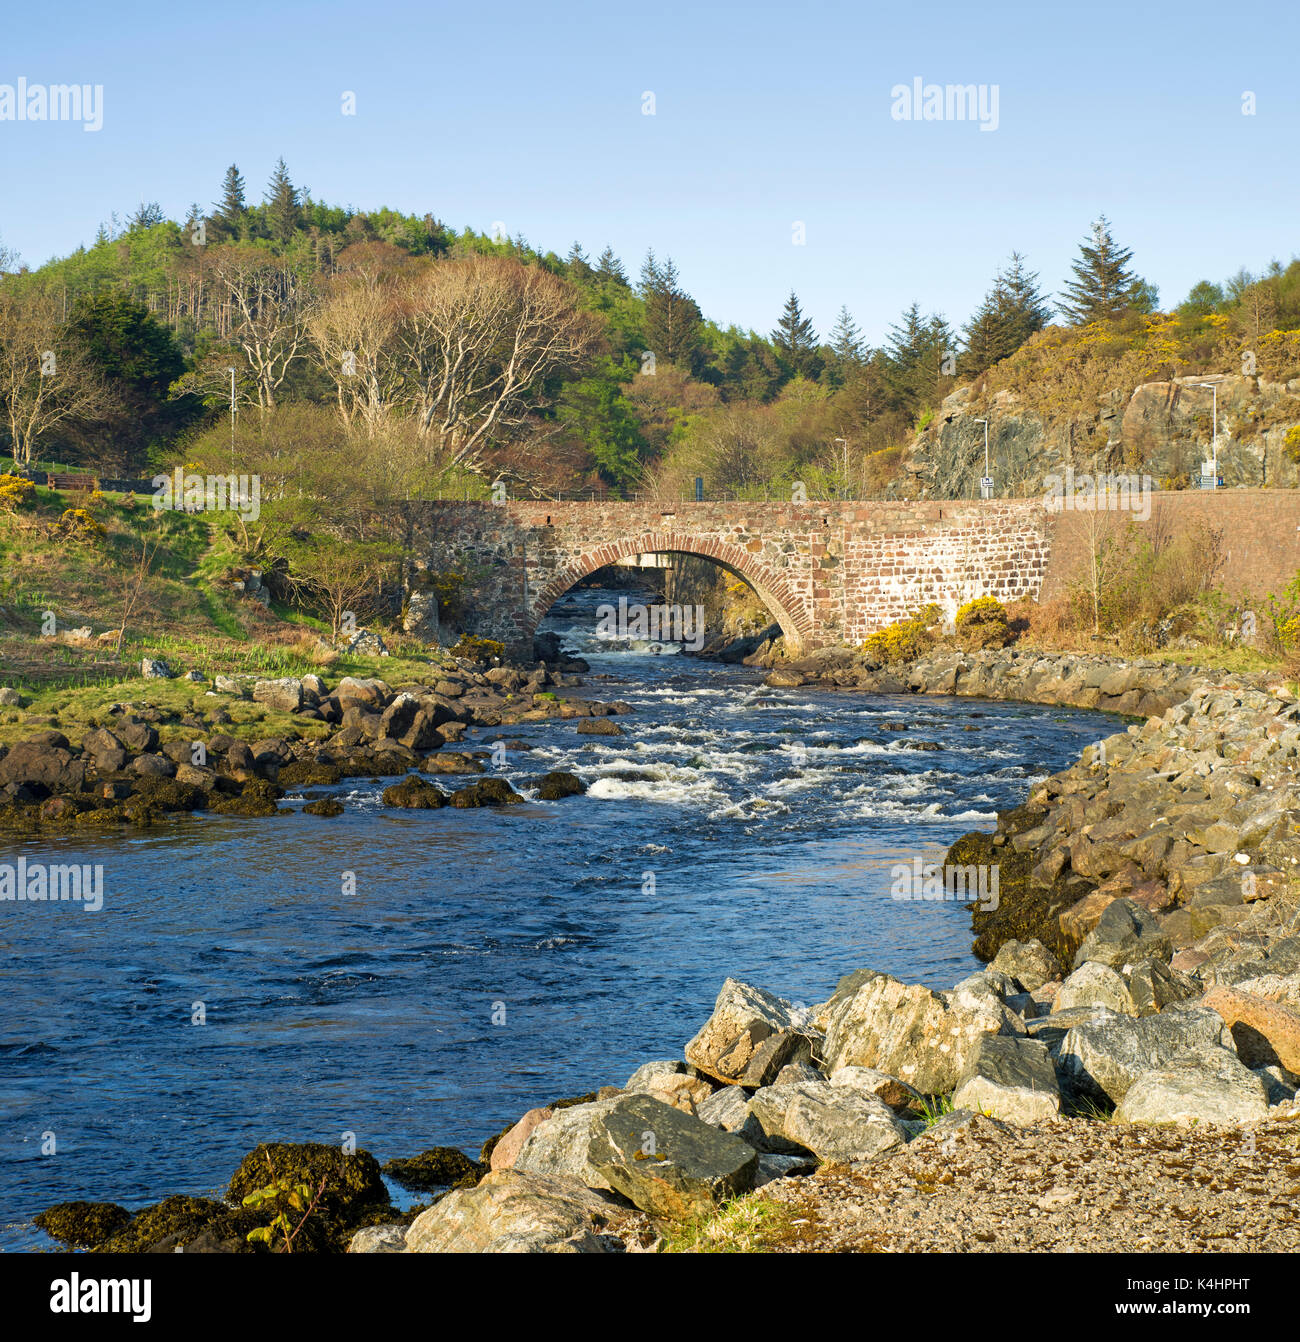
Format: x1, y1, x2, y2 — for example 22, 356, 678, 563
411, 499, 1053, 657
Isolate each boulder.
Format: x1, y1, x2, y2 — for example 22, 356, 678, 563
826, 1065, 924, 1116
745, 1078, 906, 1165
81, 727, 127, 773
624, 1068, 714, 1115
1201, 985, 1300, 1072
1056, 1006, 1235, 1105
489, 1107, 555, 1172
589, 1095, 758, 1219
0, 740, 86, 792
1073, 897, 1172, 970
821, 972, 1024, 1094
252, 677, 303, 713
349, 1224, 407, 1253
405, 1170, 618, 1253
988, 938, 1059, 992
684, 978, 801, 1084
695, 1085, 751, 1131
1127, 959, 1198, 1016
381, 776, 447, 809
141, 658, 173, 679
951, 1034, 1061, 1124
810, 967, 886, 1032
1055, 962, 1136, 1015
512, 1097, 621, 1190
577, 718, 625, 737
1114, 1048, 1270, 1126
334, 677, 390, 711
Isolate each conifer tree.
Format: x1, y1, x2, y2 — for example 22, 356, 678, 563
1058, 216, 1146, 324
216, 164, 246, 235
641, 253, 703, 368
265, 158, 300, 244
829, 305, 866, 365
961, 252, 1052, 374
771, 291, 819, 378
595, 246, 628, 286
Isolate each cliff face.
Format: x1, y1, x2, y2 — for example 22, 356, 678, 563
906, 373, 1300, 499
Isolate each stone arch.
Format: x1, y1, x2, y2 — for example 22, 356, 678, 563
528, 531, 814, 653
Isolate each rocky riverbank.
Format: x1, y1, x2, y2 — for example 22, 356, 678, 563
0, 657, 631, 836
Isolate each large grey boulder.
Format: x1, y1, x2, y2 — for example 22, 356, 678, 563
1127, 959, 1198, 1016
989, 938, 1061, 993
252, 677, 303, 713
589, 1095, 758, 1220
826, 1065, 924, 1116
1114, 1048, 1270, 1126
512, 1097, 621, 1190
1056, 1006, 1235, 1105
695, 1085, 751, 1131
684, 978, 802, 1084
745, 1078, 907, 1165
821, 972, 1024, 1094
951, 1034, 1060, 1124
810, 967, 887, 1032
1073, 897, 1172, 970
405, 1170, 619, 1252
1055, 962, 1136, 1015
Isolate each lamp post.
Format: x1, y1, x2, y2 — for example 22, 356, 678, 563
1198, 381, 1219, 487
833, 437, 848, 497
227, 367, 237, 464
973, 419, 992, 498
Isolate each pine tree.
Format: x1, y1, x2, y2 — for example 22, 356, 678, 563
595, 246, 628, 286
829, 305, 866, 365
215, 164, 246, 236
1058, 216, 1146, 324
641, 254, 703, 368
961, 252, 1052, 375
265, 158, 300, 244
883, 303, 953, 414
771, 291, 819, 379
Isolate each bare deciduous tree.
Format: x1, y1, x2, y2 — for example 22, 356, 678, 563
210, 247, 311, 411
0, 283, 116, 465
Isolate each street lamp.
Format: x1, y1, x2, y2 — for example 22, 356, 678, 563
227, 367, 237, 464
1198, 381, 1219, 488
973, 419, 993, 498
833, 438, 848, 497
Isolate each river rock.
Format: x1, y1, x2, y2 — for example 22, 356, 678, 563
1114, 1048, 1271, 1126
684, 978, 801, 1084
989, 938, 1060, 992
349, 1224, 407, 1253
1127, 958, 1198, 1016
1200, 985, 1300, 1072
335, 677, 390, 711
588, 1095, 758, 1219
0, 740, 86, 793
951, 1034, 1061, 1124
489, 1107, 555, 1172
826, 1065, 924, 1115
624, 1061, 714, 1114
1073, 897, 1173, 970
512, 1097, 621, 1190
252, 677, 303, 713
695, 1085, 751, 1131
1055, 962, 1136, 1015
745, 1078, 906, 1165
405, 1170, 618, 1253
821, 972, 1024, 1094
810, 967, 887, 1031
1056, 1005, 1235, 1105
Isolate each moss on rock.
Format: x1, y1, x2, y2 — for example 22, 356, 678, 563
449, 777, 524, 808
302, 798, 344, 817
381, 1146, 484, 1192
34, 1200, 131, 1248
381, 775, 447, 808
532, 770, 587, 801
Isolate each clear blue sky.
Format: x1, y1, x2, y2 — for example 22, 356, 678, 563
2, 0, 1297, 345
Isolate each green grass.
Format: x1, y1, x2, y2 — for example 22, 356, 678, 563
658, 1194, 805, 1253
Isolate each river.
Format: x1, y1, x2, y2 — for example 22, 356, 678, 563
0, 586, 1117, 1248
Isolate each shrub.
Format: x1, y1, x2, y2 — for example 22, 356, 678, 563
53, 508, 107, 543
1285, 425, 1300, 464
450, 634, 504, 662
863, 603, 943, 663
954, 596, 1010, 650
0, 473, 36, 512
